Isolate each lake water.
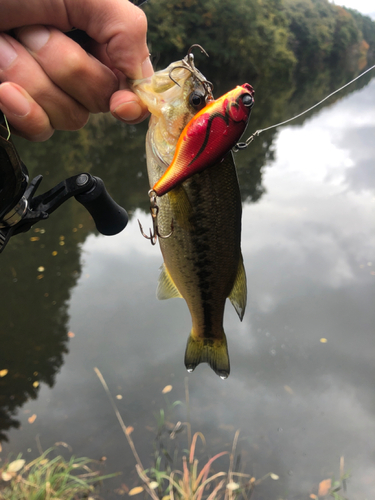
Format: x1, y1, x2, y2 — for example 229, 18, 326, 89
1, 76, 374, 499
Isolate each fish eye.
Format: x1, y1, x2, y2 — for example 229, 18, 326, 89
189, 91, 206, 110
242, 94, 254, 107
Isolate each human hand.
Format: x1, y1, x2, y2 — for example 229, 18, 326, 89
0, 0, 153, 141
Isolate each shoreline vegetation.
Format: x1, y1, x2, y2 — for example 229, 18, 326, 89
0, 373, 351, 499
144, 0, 375, 85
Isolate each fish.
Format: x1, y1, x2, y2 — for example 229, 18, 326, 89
131, 51, 250, 378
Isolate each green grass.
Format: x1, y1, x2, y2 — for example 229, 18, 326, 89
0, 447, 117, 500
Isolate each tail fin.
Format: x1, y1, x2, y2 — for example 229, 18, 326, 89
184, 332, 230, 379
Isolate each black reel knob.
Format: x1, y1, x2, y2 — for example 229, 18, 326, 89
75, 175, 128, 235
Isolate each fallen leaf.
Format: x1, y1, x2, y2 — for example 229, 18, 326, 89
28, 414, 37, 424
270, 473, 279, 480
162, 385, 172, 394
318, 478, 332, 496
37, 266, 45, 272
8, 459, 25, 472
1, 471, 12, 481
249, 477, 256, 484
68, 332, 75, 338
116, 395, 123, 400
30, 237, 40, 242
128, 486, 144, 495
125, 426, 134, 435
0, 369, 8, 377
33, 381, 39, 388
52, 251, 58, 256
320, 338, 328, 343
226, 482, 240, 490
310, 495, 318, 499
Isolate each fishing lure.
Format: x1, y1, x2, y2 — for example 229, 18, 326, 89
151, 83, 255, 197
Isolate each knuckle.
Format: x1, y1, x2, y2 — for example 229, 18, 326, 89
134, 9, 148, 34
60, 49, 85, 79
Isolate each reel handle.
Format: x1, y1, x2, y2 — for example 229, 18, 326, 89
75, 175, 128, 235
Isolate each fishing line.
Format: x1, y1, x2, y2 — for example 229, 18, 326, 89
233, 63, 375, 151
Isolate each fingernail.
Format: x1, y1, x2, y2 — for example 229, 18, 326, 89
0, 35, 18, 70
142, 56, 154, 78
0, 84, 30, 117
18, 26, 50, 52
114, 101, 143, 122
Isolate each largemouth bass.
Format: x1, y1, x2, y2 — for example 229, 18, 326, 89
132, 52, 250, 378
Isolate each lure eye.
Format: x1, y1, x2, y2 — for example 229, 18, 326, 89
189, 91, 206, 110
241, 94, 254, 108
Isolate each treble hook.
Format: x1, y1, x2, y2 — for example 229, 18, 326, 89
169, 45, 214, 98
138, 190, 173, 245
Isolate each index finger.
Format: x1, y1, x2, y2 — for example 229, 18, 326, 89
66, 0, 154, 80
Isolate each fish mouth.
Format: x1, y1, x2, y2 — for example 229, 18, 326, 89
130, 62, 192, 115
130, 47, 213, 115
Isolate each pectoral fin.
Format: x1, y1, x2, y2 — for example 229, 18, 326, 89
229, 254, 247, 321
157, 263, 182, 300
185, 331, 230, 379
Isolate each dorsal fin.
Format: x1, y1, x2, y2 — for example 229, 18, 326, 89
157, 263, 182, 300
228, 254, 247, 321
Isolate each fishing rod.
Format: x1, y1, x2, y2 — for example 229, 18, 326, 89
0, 110, 128, 254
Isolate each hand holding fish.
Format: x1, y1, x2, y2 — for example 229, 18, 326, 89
0, 0, 153, 141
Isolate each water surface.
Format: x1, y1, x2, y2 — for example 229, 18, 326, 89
0, 78, 374, 499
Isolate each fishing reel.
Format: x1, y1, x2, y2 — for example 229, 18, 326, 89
0, 111, 128, 254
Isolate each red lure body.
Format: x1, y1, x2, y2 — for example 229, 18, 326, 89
152, 83, 254, 197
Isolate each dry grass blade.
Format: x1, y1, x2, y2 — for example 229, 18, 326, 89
189, 432, 206, 464
94, 367, 159, 500
225, 430, 240, 500
206, 479, 226, 500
